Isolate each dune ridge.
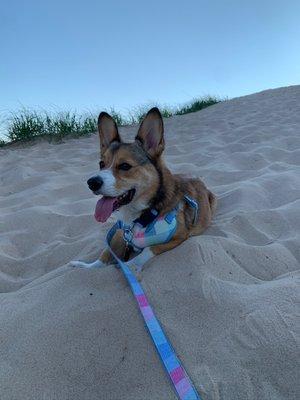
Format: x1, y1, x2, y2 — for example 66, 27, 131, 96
0, 86, 299, 399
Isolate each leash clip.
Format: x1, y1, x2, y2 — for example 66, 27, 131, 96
123, 224, 134, 245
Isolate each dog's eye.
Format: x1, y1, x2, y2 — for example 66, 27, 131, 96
99, 161, 105, 169
118, 163, 132, 171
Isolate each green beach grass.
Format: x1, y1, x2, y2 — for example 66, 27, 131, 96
0, 96, 221, 147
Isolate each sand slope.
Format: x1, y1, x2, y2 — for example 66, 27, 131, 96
0, 86, 299, 400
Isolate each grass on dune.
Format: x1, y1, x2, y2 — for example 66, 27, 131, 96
1, 96, 221, 146
6, 110, 98, 143
129, 106, 174, 124
174, 96, 221, 115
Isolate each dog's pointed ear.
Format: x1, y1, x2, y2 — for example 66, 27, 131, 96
135, 107, 165, 158
98, 112, 121, 155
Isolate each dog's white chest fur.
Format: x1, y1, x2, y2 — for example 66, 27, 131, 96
117, 197, 149, 224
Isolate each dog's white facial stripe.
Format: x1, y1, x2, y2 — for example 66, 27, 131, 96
99, 169, 117, 195
89, 168, 121, 197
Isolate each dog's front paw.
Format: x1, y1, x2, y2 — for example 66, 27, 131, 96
70, 260, 104, 269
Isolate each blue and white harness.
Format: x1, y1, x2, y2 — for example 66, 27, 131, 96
118, 195, 199, 253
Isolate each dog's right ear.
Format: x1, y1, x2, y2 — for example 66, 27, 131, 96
98, 112, 121, 155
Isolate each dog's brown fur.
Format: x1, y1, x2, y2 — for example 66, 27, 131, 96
97, 108, 217, 267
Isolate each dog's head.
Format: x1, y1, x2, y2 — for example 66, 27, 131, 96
87, 108, 165, 222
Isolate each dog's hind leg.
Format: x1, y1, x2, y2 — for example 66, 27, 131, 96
208, 191, 217, 216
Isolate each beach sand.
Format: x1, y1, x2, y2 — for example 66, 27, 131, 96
0, 86, 299, 399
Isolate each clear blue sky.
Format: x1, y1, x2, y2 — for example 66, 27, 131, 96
1, 0, 300, 115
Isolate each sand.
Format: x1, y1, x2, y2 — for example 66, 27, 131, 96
0, 86, 299, 400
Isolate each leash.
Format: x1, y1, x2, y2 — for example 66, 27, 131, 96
106, 221, 202, 400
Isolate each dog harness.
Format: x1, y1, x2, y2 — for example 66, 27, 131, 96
121, 195, 199, 252
104, 194, 202, 400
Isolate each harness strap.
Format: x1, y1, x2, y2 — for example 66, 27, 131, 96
133, 208, 158, 227
184, 195, 199, 225
106, 222, 201, 400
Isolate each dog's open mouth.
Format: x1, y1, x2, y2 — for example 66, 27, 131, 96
94, 189, 136, 223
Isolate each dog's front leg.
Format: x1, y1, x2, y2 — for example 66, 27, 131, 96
127, 235, 188, 274
70, 230, 124, 269
127, 248, 155, 273
70, 259, 105, 269
70, 247, 118, 269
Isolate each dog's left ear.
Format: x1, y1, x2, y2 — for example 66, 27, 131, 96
98, 112, 121, 155
135, 107, 165, 158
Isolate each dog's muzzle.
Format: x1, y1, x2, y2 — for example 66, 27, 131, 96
87, 176, 103, 192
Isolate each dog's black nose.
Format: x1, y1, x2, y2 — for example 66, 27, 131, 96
87, 176, 103, 192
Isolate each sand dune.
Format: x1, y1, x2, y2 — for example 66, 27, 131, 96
0, 86, 299, 399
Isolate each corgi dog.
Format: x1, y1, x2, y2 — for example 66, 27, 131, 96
71, 108, 216, 271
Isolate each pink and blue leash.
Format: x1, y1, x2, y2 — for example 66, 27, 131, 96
106, 221, 202, 400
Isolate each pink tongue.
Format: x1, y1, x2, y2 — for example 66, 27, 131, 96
95, 196, 118, 223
